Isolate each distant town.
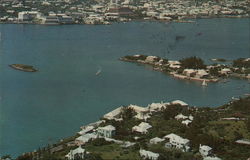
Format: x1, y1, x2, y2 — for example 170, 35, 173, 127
0, 0, 249, 25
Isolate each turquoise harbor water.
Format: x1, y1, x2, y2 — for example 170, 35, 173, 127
0, 18, 249, 157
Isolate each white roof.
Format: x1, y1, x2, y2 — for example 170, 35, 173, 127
76, 133, 97, 143
128, 104, 148, 112
235, 139, 250, 145
164, 133, 190, 144
139, 149, 159, 159
78, 126, 94, 135
168, 60, 181, 65
181, 119, 192, 126
171, 100, 188, 106
98, 125, 116, 131
200, 145, 212, 151
175, 113, 188, 120
150, 137, 165, 144
132, 122, 152, 133
221, 68, 231, 72
66, 146, 85, 158
103, 107, 122, 119
197, 69, 209, 76
183, 69, 196, 73
148, 102, 169, 111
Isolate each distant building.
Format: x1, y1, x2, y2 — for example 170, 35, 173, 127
65, 146, 86, 160
41, 16, 59, 25
97, 125, 116, 138
18, 11, 41, 21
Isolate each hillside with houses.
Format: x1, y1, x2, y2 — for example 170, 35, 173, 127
3, 96, 250, 160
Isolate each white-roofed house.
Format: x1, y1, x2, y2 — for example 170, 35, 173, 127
175, 113, 188, 120
103, 107, 123, 120
150, 137, 165, 144
97, 125, 116, 138
171, 100, 188, 106
181, 119, 192, 126
132, 122, 152, 134
196, 69, 209, 78
164, 133, 190, 152
75, 133, 97, 145
65, 146, 86, 160
139, 149, 159, 160
199, 144, 212, 157
78, 126, 94, 135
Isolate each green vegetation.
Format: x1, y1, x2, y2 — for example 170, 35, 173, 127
180, 56, 206, 69
233, 58, 250, 68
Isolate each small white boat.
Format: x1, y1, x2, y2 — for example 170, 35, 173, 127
202, 80, 207, 86
95, 69, 102, 76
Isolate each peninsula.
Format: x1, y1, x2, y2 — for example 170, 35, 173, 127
120, 55, 250, 83
9, 64, 38, 72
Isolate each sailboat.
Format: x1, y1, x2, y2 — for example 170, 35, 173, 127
202, 80, 207, 86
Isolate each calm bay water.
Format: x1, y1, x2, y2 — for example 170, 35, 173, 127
0, 18, 249, 157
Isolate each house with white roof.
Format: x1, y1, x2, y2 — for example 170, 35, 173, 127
132, 122, 152, 134
65, 146, 86, 160
199, 144, 212, 157
139, 149, 159, 160
75, 133, 97, 145
171, 100, 188, 106
78, 126, 94, 135
164, 133, 190, 152
150, 137, 165, 144
103, 107, 123, 120
175, 113, 188, 120
181, 119, 192, 126
97, 125, 116, 138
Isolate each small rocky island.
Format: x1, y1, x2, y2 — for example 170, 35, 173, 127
9, 64, 38, 72
120, 55, 250, 83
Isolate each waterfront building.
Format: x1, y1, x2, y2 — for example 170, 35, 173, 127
18, 11, 41, 21
41, 16, 59, 25
97, 125, 116, 138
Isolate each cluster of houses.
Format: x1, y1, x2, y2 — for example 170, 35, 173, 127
0, 0, 249, 24
63, 100, 223, 160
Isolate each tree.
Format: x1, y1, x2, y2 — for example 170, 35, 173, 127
180, 56, 206, 69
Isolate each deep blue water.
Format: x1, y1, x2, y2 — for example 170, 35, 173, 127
0, 18, 249, 157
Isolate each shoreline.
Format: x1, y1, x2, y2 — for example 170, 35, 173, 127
120, 55, 250, 84
12, 96, 250, 160
0, 16, 249, 26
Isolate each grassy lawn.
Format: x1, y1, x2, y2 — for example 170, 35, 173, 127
85, 143, 141, 160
